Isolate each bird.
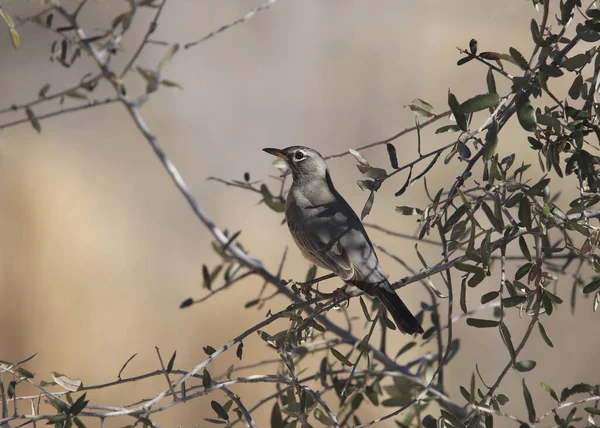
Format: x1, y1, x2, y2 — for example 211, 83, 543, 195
263, 146, 424, 335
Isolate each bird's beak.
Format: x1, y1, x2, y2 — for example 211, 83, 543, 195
263, 148, 289, 161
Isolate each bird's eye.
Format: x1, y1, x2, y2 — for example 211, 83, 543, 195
294, 151, 305, 160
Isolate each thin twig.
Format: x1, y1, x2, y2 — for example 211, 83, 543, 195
184, 0, 280, 49
120, 0, 169, 78
325, 110, 450, 160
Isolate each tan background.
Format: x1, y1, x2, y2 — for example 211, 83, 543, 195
0, 1, 597, 426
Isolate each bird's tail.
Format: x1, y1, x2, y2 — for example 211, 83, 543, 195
372, 281, 424, 335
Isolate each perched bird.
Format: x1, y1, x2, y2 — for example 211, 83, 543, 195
263, 146, 424, 335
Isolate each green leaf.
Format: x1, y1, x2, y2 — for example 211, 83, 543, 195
469, 39, 478, 54
435, 124, 461, 134
540, 382, 559, 402
522, 379, 536, 423
1, 12, 19, 48
562, 53, 588, 71
466, 318, 499, 328
486, 69, 497, 94
330, 348, 352, 366
395, 342, 416, 358
460, 385, 471, 402
166, 351, 176, 373
560, 383, 595, 401
568, 74, 584, 100
15, 367, 34, 379
68, 393, 88, 416
518, 236, 532, 261
481, 201, 504, 232
271, 403, 284, 428
502, 296, 526, 307
225, 365, 234, 380
65, 89, 88, 100
211, 400, 229, 420
357, 165, 387, 180
455, 262, 484, 274
540, 64, 564, 78
509, 47, 529, 70
483, 119, 499, 162
585, 407, 600, 415
530, 18, 544, 45
38, 83, 51, 98
538, 322, 554, 347
544, 290, 563, 304
244, 299, 260, 308
236, 342, 244, 360
361, 191, 375, 220
313, 408, 334, 425
161, 79, 183, 89
179, 297, 194, 309
500, 323, 516, 362
25, 107, 41, 133
443, 205, 469, 233
359, 297, 372, 322
518, 197, 532, 230
0, 8, 15, 28
517, 98, 537, 132
386, 143, 399, 169
514, 360, 537, 372
448, 91, 468, 131
460, 93, 500, 113
73, 416, 86, 428
305, 264, 317, 282
515, 263, 531, 280
157, 43, 180, 72
481, 291, 499, 304
203, 368, 213, 389
583, 278, 600, 294
460, 277, 468, 313
457, 142, 471, 159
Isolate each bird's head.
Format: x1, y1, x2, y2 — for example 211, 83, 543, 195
263, 146, 328, 181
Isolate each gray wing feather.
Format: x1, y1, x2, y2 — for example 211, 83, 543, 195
287, 217, 355, 280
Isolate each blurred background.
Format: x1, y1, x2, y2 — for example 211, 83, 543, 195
0, 0, 597, 426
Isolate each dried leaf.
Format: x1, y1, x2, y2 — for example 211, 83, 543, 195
51, 372, 83, 392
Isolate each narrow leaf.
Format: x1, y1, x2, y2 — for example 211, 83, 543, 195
509, 47, 529, 70
330, 348, 352, 366
483, 119, 499, 162
386, 143, 399, 169
522, 379, 536, 423
460, 93, 500, 113
25, 107, 41, 133
361, 191, 375, 220
448, 91, 468, 131
466, 318, 499, 328
514, 360, 537, 372
538, 322, 554, 347
203, 368, 213, 389
211, 400, 229, 420
166, 351, 177, 373
157, 43, 180, 72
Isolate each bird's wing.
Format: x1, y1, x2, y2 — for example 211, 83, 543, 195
287, 216, 355, 281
